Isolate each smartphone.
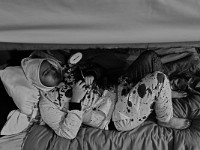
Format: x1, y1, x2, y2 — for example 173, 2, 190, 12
73, 67, 85, 83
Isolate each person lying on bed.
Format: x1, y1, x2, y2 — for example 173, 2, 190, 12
22, 50, 191, 140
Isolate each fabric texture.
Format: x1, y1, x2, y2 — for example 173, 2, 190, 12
22, 48, 200, 150
113, 51, 172, 131
0, 0, 200, 43
0, 66, 39, 116
1, 48, 200, 150
123, 50, 166, 84
0, 131, 27, 150
23, 94, 200, 150
23, 81, 200, 150
39, 78, 116, 139
0, 57, 64, 135
0, 66, 40, 135
113, 72, 173, 131
21, 57, 62, 92
165, 52, 200, 79
0, 56, 63, 135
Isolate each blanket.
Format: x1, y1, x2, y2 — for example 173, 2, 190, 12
0, 0, 200, 43
22, 93, 200, 150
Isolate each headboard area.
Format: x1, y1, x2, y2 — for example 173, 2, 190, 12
1, 41, 200, 66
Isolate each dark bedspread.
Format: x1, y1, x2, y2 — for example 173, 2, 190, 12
22, 93, 200, 150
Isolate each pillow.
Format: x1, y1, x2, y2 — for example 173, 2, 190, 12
0, 66, 40, 115
164, 52, 200, 79
0, 66, 40, 135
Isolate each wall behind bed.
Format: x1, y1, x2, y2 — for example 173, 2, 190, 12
1, 41, 200, 66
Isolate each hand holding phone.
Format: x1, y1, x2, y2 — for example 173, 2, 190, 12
71, 81, 87, 103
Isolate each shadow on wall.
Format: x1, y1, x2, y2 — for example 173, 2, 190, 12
0, 50, 33, 66
0, 51, 11, 66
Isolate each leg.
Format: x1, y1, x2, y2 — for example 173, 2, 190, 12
114, 71, 190, 131
123, 50, 166, 84
114, 71, 167, 130
151, 72, 190, 129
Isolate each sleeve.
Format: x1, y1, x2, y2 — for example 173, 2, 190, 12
39, 93, 83, 139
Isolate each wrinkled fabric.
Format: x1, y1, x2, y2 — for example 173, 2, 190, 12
0, 57, 62, 136
0, 131, 27, 150
113, 72, 173, 131
39, 83, 116, 139
22, 92, 200, 150
2, 48, 200, 150
0, 66, 39, 115
21, 57, 58, 92
123, 50, 166, 84
22, 49, 200, 150
0, 66, 40, 135
0, 0, 200, 43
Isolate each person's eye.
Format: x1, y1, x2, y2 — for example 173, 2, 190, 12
44, 70, 48, 76
43, 67, 50, 76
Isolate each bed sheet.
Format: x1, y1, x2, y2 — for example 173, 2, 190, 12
22, 91, 200, 150
0, 131, 26, 150
0, 0, 200, 43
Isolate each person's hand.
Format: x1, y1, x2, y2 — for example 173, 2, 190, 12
172, 90, 188, 99
71, 81, 87, 103
84, 76, 94, 86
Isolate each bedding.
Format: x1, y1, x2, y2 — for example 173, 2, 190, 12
0, 0, 200, 43
23, 92, 200, 150
1, 46, 200, 150
0, 66, 40, 135
0, 66, 40, 116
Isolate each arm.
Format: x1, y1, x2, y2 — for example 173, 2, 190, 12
39, 92, 83, 139
39, 80, 87, 139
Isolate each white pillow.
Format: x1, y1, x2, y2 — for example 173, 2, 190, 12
0, 66, 41, 135
0, 66, 40, 115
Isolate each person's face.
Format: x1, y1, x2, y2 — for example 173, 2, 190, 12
39, 60, 63, 87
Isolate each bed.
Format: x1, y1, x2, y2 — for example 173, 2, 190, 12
0, 42, 200, 150
0, 0, 200, 149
